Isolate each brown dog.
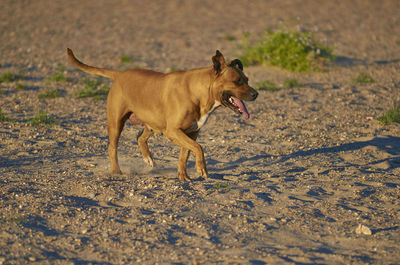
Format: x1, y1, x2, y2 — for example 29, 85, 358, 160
67, 48, 258, 181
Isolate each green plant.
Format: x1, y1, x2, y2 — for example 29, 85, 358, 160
38, 88, 61, 99
28, 110, 57, 126
0, 72, 16, 82
49, 66, 70, 82
120, 55, 133, 63
283, 78, 302, 88
49, 73, 68, 82
84, 78, 103, 89
223, 34, 236, 41
77, 85, 109, 100
166, 66, 182, 73
0, 216, 23, 224
255, 80, 278, 92
0, 108, 12, 122
16, 83, 26, 90
239, 28, 334, 72
211, 183, 231, 192
76, 78, 109, 100
377, 104, 400, 125
352, 72, 375, 84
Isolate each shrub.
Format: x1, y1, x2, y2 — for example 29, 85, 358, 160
239, 28, 334, 72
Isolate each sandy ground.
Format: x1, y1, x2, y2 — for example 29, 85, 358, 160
1, 0, 400, 264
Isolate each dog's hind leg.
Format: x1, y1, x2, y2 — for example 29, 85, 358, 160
107, 92, 129, 174
137, 127, 155, 167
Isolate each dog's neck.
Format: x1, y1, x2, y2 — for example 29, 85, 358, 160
185, 67, 221, 116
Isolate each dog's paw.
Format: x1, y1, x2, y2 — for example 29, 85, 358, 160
110, 168, 123, 175
143, 156, 155, 167
196, 167, 208, 179
178, 172, 191, 182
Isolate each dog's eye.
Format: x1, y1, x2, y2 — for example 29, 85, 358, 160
234, 78, 242, 86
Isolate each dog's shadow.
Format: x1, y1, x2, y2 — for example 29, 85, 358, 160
206, 135, 400, 178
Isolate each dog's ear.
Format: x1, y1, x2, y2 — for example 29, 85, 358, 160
229, 59, 243, 71
212, 50, 226, 73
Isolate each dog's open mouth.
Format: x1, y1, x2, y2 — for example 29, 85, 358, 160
222, 91, 250, 119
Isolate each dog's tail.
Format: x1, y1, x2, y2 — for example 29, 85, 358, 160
67, 48, 117, 80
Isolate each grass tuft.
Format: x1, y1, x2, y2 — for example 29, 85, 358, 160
75, 78, 109, 100
211, 183, 231, 192
120, 55, 133, 64
377, 104, 400, 125
28, 110, 57, 126
166, 66, 182, 73
16, 83, 26, 90
352, 72, 375, 84
49, 66, 70, 82
223, 34, 236, 41
239, 27, 334, 72
0, 72, 16, 82
0, 108, 12, 122
1, 216, 24, 224
255, 80, 278, 92
283, 78, 302, 88
38, 88, 61, 99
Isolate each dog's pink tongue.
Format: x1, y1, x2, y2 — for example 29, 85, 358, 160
232, 97, 250, 119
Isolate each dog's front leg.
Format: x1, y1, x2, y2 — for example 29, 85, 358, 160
177, 131, 199, 181
178, 148, 191, 181
165, 129, 208, 180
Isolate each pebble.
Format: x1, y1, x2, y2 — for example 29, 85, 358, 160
16, 151, 29, 156
355, 224, 372, 235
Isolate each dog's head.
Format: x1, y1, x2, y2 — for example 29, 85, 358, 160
211, 50, 258, 119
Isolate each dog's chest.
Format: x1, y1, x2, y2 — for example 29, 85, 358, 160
186, 101, 221, 133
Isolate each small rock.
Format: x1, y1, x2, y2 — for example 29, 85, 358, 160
355, 224, 372, 235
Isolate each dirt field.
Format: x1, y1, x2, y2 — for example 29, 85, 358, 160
1, 0, 400, 264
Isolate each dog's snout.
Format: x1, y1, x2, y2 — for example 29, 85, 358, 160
250, 88, 258, 100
